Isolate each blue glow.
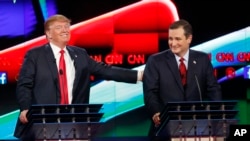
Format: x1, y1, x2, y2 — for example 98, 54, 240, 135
0, 0, 57, 37
0, 0, 36, 36
192, 27, 250, 68
0, 110, 19, 140
39, 0, 57, 20
192, 27, 250, 83
218, 67, 244, 83
244, 66, 250, 79
0, 72, 7, 84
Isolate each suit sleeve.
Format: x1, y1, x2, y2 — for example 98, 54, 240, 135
204, 55, 222, 101
143, 56, 163, 116
16, 50, 36, 111
82, 50, 138, 83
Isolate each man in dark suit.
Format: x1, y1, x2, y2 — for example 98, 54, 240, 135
14, 14, 143, 139
143, 19, 222, 141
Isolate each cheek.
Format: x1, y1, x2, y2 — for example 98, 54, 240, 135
168, 40, 176, 46
47, 31, 56, 38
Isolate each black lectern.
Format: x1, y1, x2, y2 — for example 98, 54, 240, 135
20, 104, 104, 140
155, 101, 238, 140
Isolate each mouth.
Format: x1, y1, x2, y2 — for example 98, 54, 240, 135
171, 46, 179, 50
61, 33, 68, 36
60, 34, 69, 38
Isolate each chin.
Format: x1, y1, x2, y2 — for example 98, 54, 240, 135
171, 49, 180, 54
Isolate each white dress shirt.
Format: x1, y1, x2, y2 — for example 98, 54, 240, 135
50, 43, 75, 104
175, 50, 189, 70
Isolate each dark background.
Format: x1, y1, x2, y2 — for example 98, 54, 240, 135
173, 0, 249, 46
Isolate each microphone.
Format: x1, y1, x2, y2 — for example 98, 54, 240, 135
193, 60, 203, 106
59, 69, 63, 75
194, 74, 203, 106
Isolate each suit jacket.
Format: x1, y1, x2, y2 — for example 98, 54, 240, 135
14, 43, 138, 138
143, 49, 222, 116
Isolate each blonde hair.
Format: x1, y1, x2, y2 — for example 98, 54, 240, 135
44, 14, 71, 31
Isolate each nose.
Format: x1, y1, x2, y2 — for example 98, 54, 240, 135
169, 40, 177, 47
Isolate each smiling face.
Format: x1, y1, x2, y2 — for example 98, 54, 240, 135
45, 21, 71, 48
167, 20, 193, 57
44, 15, 71, 49
168, 27, 192, 57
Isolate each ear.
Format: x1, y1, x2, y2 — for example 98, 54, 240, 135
45, 31, 52, 39
187, 35, 192, 44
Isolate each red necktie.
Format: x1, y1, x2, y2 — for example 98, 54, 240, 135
179, 58, 187, 86
59, 50, 69, 104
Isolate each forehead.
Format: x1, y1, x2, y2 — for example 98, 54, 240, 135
168, 27, 185, 37
50, 21, 70, 26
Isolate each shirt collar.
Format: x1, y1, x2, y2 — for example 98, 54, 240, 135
175, 49, 189, 62
50, 42, 67, 56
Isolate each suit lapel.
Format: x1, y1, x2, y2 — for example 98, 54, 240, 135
165, 51, 184, 92
44, 44, 58, 80
67, 46, 80, 94
44, 44, 60, 92
187, 50, 198, 85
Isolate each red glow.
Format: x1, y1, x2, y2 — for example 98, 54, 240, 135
216, 53, 234, 62
214, 69, 218, 78
225, 67, 236, 79
0, 0, 179, 83
114, 34, 159, 54
90, 55, 102, 62
105, 54, 123, 65
237, 52, 250, 62
127, 54, 145, 64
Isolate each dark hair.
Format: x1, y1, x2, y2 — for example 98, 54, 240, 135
169, 19, 193, 38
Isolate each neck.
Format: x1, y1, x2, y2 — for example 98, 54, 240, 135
50, 41, 67, 49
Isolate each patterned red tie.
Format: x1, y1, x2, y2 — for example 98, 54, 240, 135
179, 58, 187, 86
59, 50, 69, 104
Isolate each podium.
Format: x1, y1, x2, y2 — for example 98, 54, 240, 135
20, 104, 104, 140
155, 101, 238, 140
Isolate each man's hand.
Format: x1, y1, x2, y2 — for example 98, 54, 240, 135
152, 112, 161, 127
19, 109, 29, 124
137, 70, 144, 81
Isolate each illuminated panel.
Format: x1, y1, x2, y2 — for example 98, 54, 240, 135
70, 0, 178, 54
192, 27, 250, 83
39, 0, 57, 20
0, 0, 36, 36
192, 27, 250, 68
0, 36, 48, 83
0, 0, 179, 83
244, 66, 250, 79
218, 67, 244, 83
0, 72, 7, 85
0, 111, 19, 140
88, 26, 250, 122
